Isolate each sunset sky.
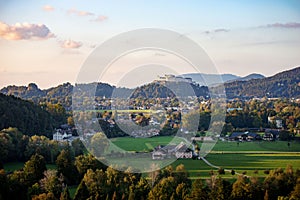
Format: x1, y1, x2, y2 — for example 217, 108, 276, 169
1, 0, 300, 88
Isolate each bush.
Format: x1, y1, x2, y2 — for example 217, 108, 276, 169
218, 168, 225, 175
231, 169, 235, 175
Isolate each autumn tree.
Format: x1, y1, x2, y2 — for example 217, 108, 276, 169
90, 132, 109, 157
32, 192, 56, 200
148, 176, 176, 200
56, 149, 78, 184
129, 178, 150, 200
39, 170, 63, 199
188, 179, 209, 200
231, 175, 256, 200
74, 154, 106, 178
208, 177, 232, 200
290, 178, 300, 200
24, 154, 47, 186
60, 186, 72, 200
74, 180, 90, 200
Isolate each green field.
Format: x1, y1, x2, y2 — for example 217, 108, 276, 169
212, 140, 300, 152
109, 136, 300, 179
171, 154, 300, 179
110, 136, 300, 152
110, 136, 185, 152
4, 136, 300, 180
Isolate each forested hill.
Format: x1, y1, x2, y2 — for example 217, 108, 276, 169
0, 82, 132, 109
0, 82, 73, 107
223, 66, 300, 99
0, 94, 61, 137
130, 81, 209, 98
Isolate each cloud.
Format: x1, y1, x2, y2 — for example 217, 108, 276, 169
43, 5, 55, 12
0, 21, 55, 40
203, 28, 230, 34
59, 39, 82, 49
67, 8, 95, 16
261, 22, 300, 29
214, 28, 230, 32
91, 15, 108, 22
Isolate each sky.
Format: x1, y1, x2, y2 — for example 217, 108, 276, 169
0, 0, 300, 88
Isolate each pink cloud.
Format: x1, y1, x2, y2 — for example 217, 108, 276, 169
43, 5, 55, 12
263, 22, 300, 28
67, 8, 94, 16
60, 39, 82, 49
91, 15, 108, 22
0, 21, 55, 40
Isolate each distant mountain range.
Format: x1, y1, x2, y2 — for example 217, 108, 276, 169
1, 67, 299, 102
182, 73, 265, 86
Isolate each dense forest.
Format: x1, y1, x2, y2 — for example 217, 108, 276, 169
0, 94, 65, 137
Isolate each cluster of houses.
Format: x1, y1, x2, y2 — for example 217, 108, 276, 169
227, 129, 280, 141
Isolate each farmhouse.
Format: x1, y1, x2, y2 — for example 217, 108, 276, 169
152, 142, 193, 160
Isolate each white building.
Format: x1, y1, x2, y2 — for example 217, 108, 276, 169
156, 74, 193, 83
53, 130, 72, 142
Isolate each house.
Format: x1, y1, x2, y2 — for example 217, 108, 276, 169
152, 150, 166, 160
53, 130, 72, 142
246, 132, 262, 141
263, 129, 280, 141
229, 132, 246, 141
268, 117, 283, 128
